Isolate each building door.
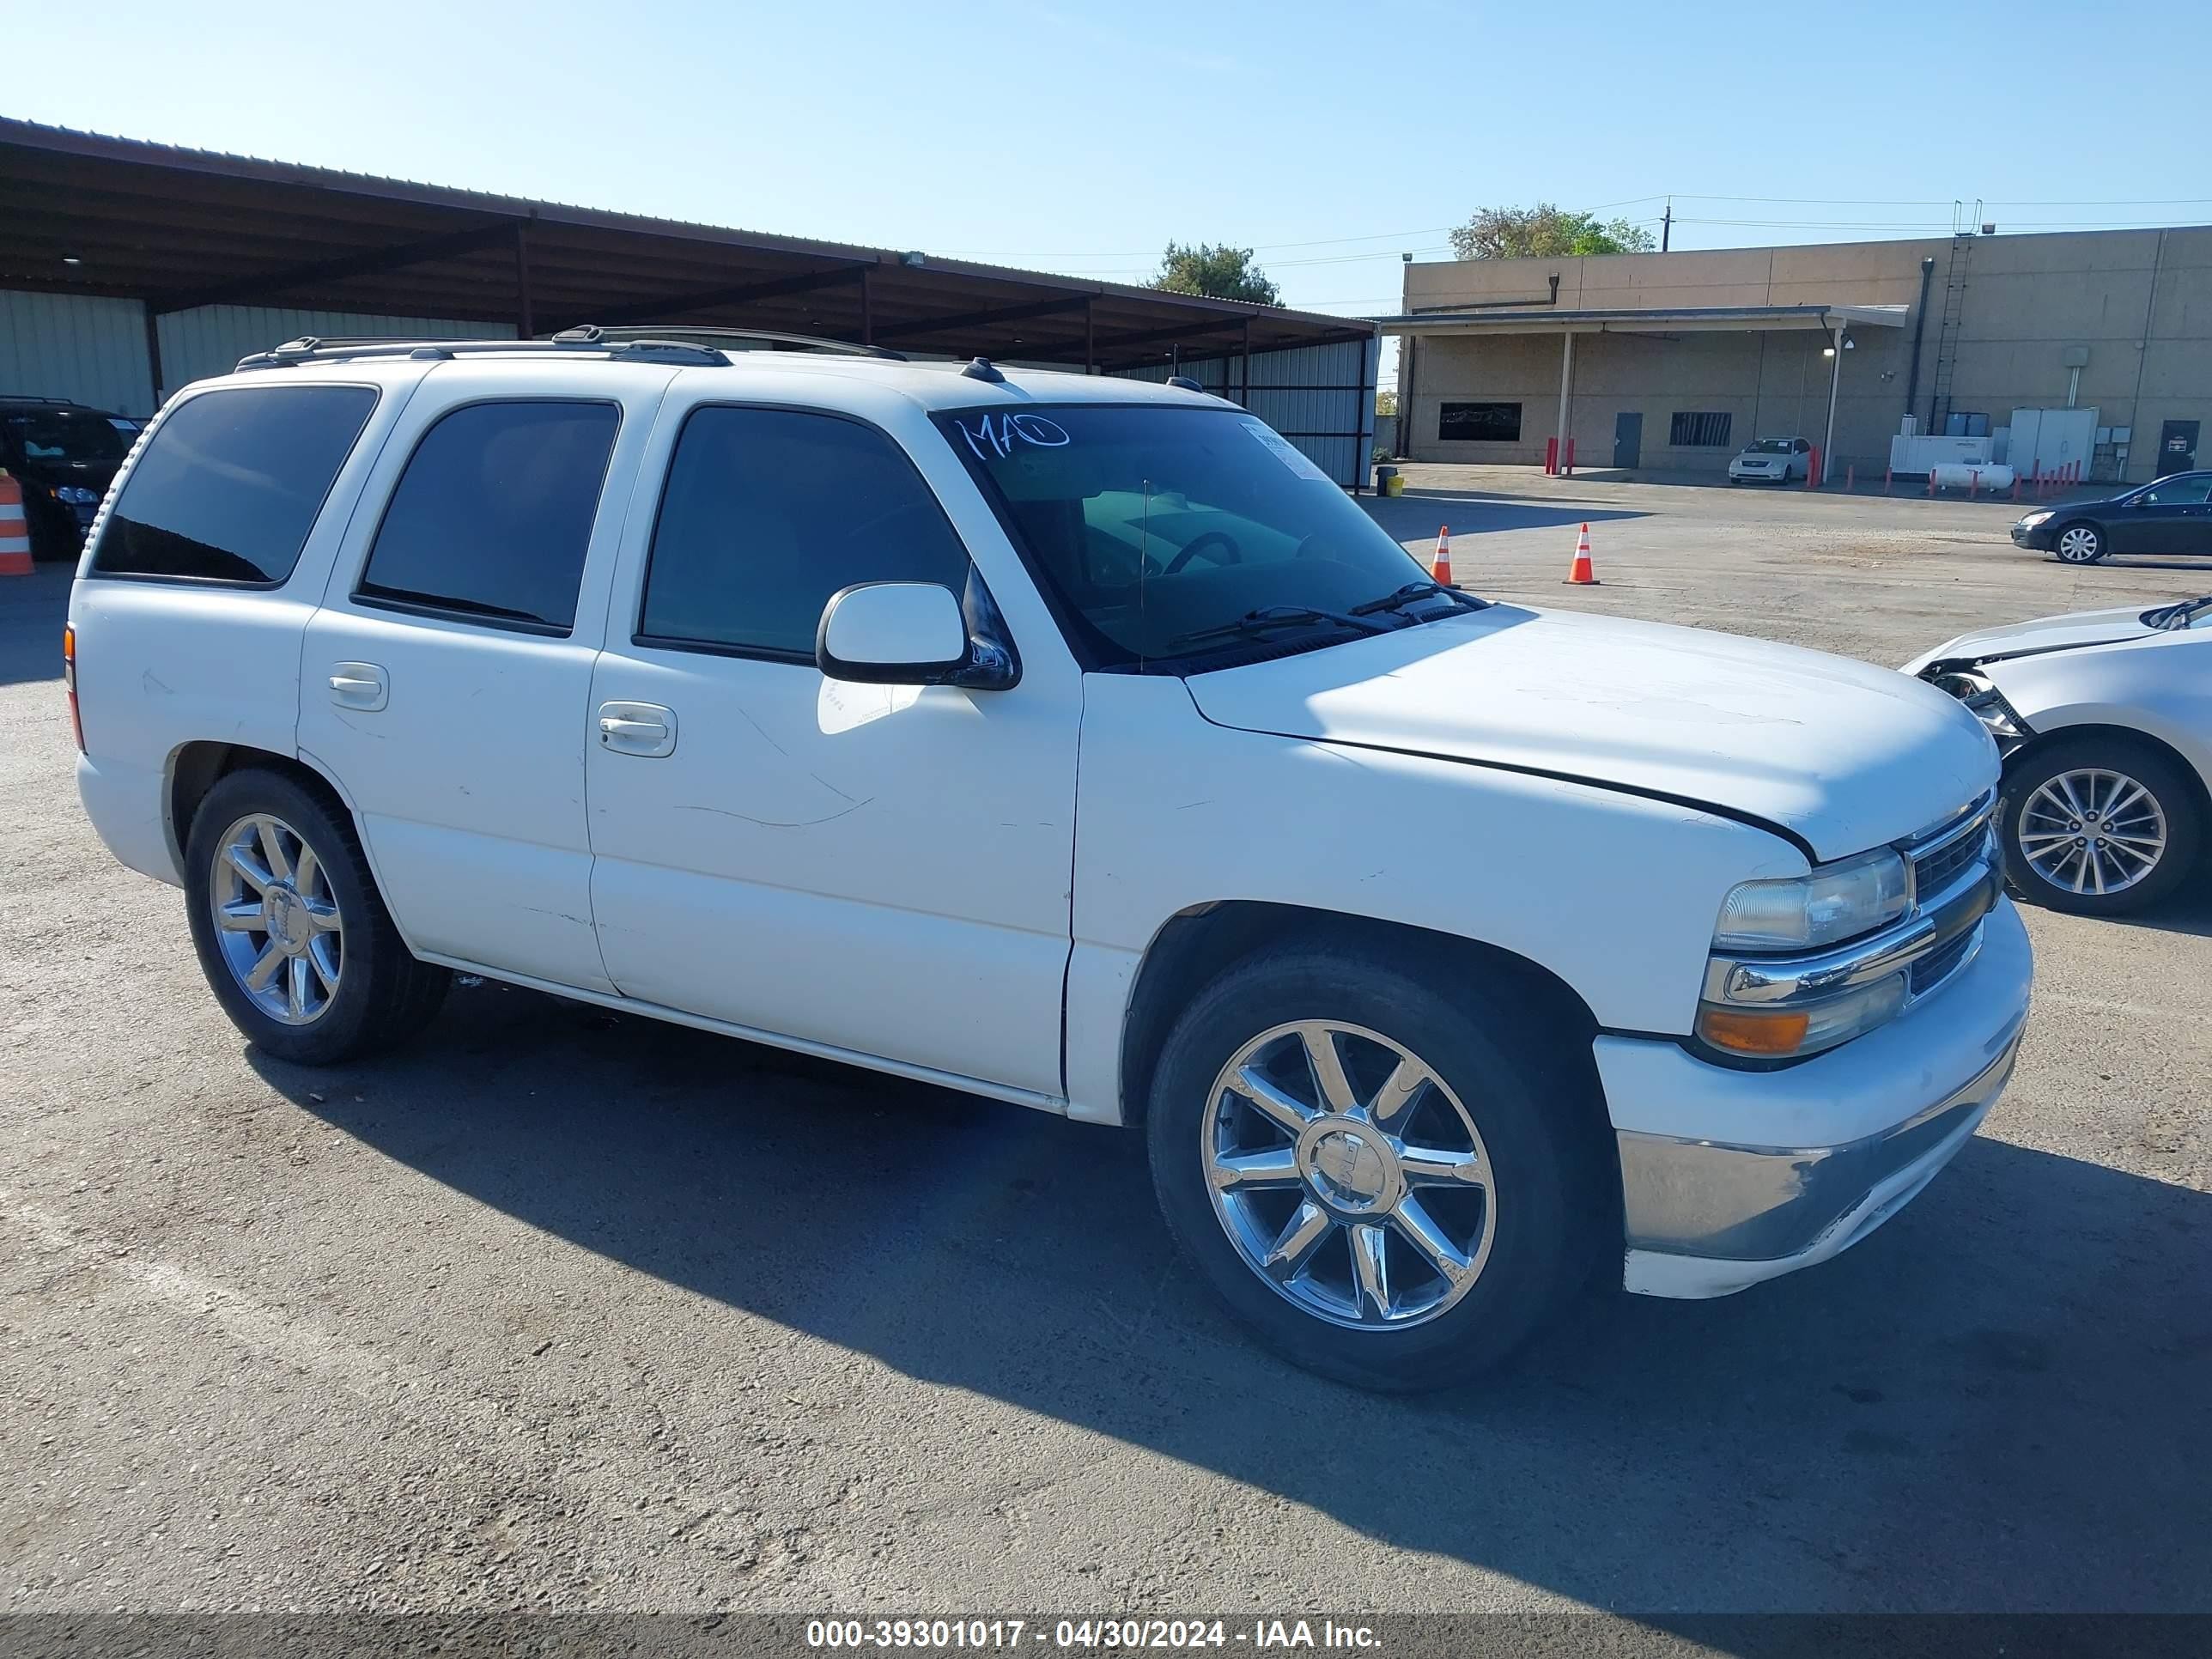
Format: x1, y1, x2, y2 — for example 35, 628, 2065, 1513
2158, 420, 2199, 477
1613, 411, 1642, 469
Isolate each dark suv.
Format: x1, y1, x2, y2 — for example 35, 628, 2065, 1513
0, 397, 135, 561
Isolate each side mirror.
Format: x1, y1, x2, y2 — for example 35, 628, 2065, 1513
815, 582, 1015, 689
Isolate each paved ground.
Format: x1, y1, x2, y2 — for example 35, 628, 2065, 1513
3, 471, 2209, 1631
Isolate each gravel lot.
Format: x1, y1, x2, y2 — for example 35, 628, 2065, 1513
3, 471, 2208, 1628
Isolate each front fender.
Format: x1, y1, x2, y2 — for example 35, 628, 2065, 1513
1062, 676, 1805, 1124
1986, 642, 2212, 790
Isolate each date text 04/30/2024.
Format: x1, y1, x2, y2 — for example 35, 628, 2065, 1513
805, 1619, 1382, 1650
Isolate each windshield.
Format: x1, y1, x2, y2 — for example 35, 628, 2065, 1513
938, 404, 1438, 669
3, 407, 128, 464
1745, 439, 1795, 455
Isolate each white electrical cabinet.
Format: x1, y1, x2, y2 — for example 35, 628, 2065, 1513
2008, 407, 2099, 481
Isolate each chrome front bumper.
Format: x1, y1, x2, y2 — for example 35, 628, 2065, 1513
1601, 892, 2033, 1299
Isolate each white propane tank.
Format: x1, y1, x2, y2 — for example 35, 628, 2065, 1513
1930, 461, 2016, 492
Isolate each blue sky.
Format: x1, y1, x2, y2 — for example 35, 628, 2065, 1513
15, 0, 2211, 385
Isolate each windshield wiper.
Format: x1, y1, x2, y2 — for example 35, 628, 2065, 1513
2144, 594, 2212, 630
1352, 580, 1490, 618
1167, 605, 1388, 652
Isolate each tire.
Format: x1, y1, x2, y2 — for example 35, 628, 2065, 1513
2052, 522, 2106, 564
1998, 736, 2202, 916
1145, 943, 1601, 1392
184, 767, 451, 1064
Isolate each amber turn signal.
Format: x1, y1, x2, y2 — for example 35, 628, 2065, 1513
1696, 1006, 1812, 1057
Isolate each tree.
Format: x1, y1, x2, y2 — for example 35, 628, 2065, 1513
1375, 389, 1398, 416
1449, 204, 1656, 261
1149, 242, 1282, 306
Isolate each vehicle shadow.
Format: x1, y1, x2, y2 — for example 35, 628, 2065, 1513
2095, 556, 2212, 574
0, 563, 71, 686
1361, 494, 1648, 541
2089, 866, 2212, 939
252, 988, 2212, 1617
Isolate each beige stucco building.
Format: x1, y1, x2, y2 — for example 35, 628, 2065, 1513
1381, 227, 2212, 483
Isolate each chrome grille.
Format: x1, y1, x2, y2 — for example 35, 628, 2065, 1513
1910, 924, 1980, 994
1902, 793, 1997, 1000
1910, 797, 1996, 902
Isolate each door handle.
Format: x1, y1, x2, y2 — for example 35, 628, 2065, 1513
328, 662, 388, 712
597, 701, 678, 758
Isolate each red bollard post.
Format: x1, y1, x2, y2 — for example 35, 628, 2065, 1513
1927, 469, 1937, 496
1807, 446, 1822, 489
1544, 436, 1559, 476
1885, 467, 1893, 493
1846, 464, 1855, 491
1969, 469, 1979, 498
1564, 437, 1576, 476
2012, 476, 2021, 501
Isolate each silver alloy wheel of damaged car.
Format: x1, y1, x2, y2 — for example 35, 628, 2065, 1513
2054, 525, 2105, 563
2015, 767, 2167, 896
1201, 1018, 1497, 1329
210, 811, 345, 1025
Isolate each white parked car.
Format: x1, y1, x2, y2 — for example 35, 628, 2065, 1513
1728, 435, 1813, 483
69, 331, 2033, 1390
1907, 596, 2211, 915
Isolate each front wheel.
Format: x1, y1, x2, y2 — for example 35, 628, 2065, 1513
1999, 738, 2202, 915
2052, 523, 2106, 563
1145, 944, 1599, 1392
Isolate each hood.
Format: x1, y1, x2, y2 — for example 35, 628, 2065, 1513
1183, 605, 1997, 863
1903, 605, 2156, 672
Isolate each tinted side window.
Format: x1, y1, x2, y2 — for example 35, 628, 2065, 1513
358, 400, 619, 632
641, 407, 971, 657
91, 386, 377, 583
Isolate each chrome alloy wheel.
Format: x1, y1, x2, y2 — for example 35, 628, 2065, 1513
210, 812, 344, 1025
2055, 526, 2102, 562
2017, 769, 2167, 896
1200, 1020, 1496, 1331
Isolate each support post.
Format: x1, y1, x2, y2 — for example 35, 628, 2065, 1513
1240, 318, 1251, 408
1821, 322, 1844, 489
141, 301, 165, 412
1555, 331, 1575, 477
1084, 299, 1095, 374
514, 222, 534, 338
860, 266, 873, 347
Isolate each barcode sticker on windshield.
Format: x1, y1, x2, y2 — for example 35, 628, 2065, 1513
1240, 417, 1333, 483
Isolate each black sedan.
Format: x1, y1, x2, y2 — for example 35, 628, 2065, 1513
2013, 470, 2212, 564
0, 398, 131, 561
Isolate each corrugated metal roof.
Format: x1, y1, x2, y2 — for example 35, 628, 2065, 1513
0, 118, 1373, 371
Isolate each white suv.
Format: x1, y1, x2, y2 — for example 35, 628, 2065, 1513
69, 331, 2033, 1390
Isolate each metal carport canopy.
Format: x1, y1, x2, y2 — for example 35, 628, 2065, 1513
0, 117, 1371, 373
1369, 302, 1911, 338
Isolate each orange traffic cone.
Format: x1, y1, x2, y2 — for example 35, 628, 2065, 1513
1431, 526, 1453, 586
1565, 522, 1598, 586
0, 471, 31, 578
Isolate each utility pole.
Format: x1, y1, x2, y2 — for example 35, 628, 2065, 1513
1661, 198, 1672, 252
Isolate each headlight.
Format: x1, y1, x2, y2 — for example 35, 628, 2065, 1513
2018, 510, 2053, 527
51, 485, 100, 505
1927, 670, 2027, 740
1711, 847, 1909, 951
1698, 972, 1908, 1059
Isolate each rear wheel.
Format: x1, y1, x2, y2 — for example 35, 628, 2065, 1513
185, 768, 450, 1064
2052, 522, 2106, 563
1146, 944, 1599, 1392
1999, 737, 2201, 915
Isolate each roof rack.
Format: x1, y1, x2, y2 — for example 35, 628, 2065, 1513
235, 323, 902, 374
0, 393, 82, 404
235, 331, 727, 371
585, 325, 906, 361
